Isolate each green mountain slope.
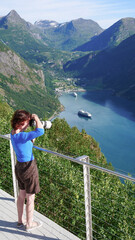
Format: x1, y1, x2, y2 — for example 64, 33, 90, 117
75, 18, 135, 51
64, 34, 135, 101
35, 18, 103, 51
0, 10, 77, 117
0, 40, 60, 117
0, 10, 82, 90
0, 10, 54, 60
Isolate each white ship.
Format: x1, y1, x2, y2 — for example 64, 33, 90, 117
78, 110, 92, 118
73, 92, 77, 97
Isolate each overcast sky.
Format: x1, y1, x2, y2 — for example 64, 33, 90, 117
1, 0, 135, 29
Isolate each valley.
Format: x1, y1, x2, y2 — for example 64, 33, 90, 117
0, 10, 135, 118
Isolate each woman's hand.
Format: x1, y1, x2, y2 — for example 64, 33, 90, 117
31, 114, 39, 121
31, 114, 43, 129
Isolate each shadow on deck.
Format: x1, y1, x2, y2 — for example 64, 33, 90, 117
0, 189, 80, 240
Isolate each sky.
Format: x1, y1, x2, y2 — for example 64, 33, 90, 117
0, 0, 135, 29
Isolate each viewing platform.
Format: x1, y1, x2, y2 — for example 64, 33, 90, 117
0, 189, 80, 240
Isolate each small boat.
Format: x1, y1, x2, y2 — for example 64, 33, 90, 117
78, 110, 92, 118
73, 92, 77, 97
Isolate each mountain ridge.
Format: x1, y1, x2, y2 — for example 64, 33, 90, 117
74, 17, 135, 51
0, 10, 32, 29
35, 18, 103, 51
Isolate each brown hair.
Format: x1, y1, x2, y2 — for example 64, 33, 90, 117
11, 110, 31, 130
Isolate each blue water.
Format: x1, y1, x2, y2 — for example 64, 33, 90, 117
57, 91, 135, 176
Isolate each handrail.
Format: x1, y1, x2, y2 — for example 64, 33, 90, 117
0, 133, 135, 183
0, 134, 11, 140
34, 146, 135, 182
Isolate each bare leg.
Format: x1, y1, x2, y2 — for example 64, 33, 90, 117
17, 189, 26, 223
25, 193, 43, 231
26, 193, 35, 227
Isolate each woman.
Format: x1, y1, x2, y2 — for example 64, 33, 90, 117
10, 109, 44, 232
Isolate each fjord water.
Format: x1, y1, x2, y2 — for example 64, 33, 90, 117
57, 91, 135, 176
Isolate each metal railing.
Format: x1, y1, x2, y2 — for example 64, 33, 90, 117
0, 133, 135, 240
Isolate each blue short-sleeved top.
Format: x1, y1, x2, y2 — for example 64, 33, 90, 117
10, 128, 44, 162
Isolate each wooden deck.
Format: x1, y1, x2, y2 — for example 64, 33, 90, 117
0, 189, 80, 240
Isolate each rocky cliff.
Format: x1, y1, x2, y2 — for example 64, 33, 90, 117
0, 41, 47, 116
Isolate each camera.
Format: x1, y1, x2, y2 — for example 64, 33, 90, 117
29, 119, 52, 129
42, 120, 52, 129
29, 119, 35, 127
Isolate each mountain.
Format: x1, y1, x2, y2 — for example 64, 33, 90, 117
0, 11, 103, 53
0, 11, 68, 82
74, 18, 135, 51
0, 11, 87, 100
0, 10, 54, 61
64, 34, 135, 101
35, 18, 103, 51
0, 40, 60, 117
0, 9, 45, 38
0, 10, 27, 28
0, 10, 77, 117
0, 10, 79, 77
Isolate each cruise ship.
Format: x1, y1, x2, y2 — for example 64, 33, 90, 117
73, 92, 77, 97
78, 110, 92, 118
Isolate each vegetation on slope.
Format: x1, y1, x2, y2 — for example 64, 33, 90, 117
0, 40, 61, 118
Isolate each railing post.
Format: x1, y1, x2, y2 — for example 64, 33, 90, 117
9, 139, 19, 203
83, 156, 93, 240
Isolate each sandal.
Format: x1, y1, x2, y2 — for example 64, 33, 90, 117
17, 219, 26, 228
26, 221, 43, 232
17, 222, 24, 228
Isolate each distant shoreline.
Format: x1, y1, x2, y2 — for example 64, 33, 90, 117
55, 88, 86, 96
48, 104, 65, 121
